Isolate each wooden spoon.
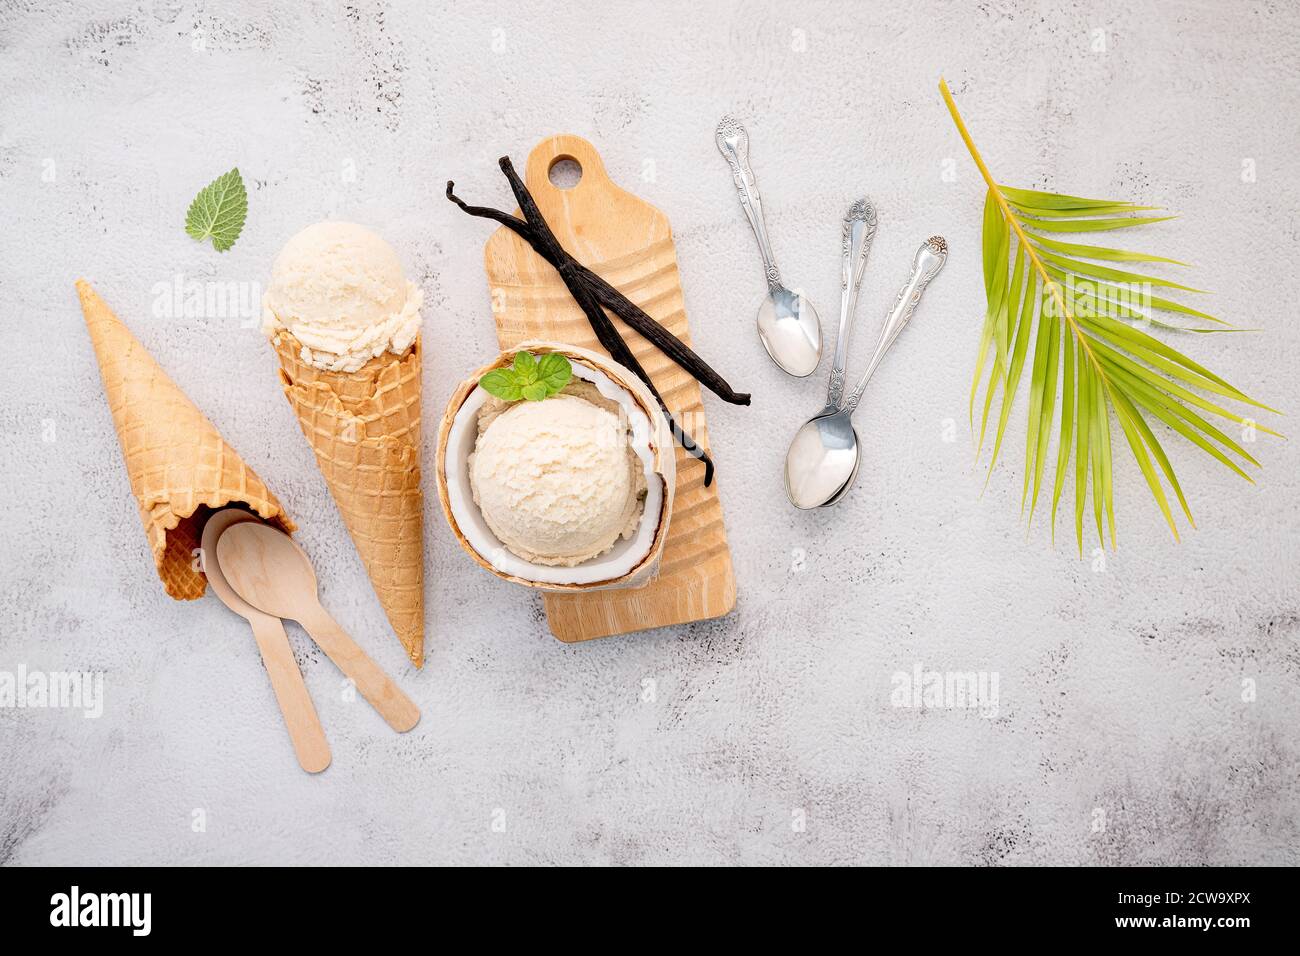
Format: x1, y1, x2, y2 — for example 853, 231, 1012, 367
201, 509, 330, 773
217, 522, 420, 733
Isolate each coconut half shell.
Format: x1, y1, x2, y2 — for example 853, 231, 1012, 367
436, 341, 676, 591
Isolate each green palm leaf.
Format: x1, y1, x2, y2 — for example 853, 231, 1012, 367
941, 78, 1278, 551
1028, 232, 1192, 266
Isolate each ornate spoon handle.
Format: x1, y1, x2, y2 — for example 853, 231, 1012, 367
844, 236, 948, 414
827, 198, 878, 409
716, 116, 782, 289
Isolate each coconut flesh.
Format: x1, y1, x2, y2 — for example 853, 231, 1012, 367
442, 353, 667, 587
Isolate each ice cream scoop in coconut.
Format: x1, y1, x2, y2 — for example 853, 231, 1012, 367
436, 342, 675, 590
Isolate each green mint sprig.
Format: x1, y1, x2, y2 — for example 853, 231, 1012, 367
185, 167, 248, 252
479, 351, 572, 402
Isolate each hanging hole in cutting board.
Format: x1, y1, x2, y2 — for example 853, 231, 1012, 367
548, 156, 582, 189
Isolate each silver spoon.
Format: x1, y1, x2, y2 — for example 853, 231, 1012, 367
816, 198, 877, 419
785, 236, 948, 509
716, 116, 821, 377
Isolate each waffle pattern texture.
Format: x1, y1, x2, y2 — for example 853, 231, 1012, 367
77, 280, 294, 600
272, 332, 424, 667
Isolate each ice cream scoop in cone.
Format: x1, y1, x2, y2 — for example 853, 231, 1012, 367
261, 222, 425, 667
77, 280, 293, 599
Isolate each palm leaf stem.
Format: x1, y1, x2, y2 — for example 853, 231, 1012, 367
940, 79, 1107, 387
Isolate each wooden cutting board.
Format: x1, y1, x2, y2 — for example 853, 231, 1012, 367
483, 134, 737, 642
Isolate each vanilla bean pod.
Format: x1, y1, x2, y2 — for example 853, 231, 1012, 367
444, 182, 749, 406
494, 157, 715, 486
577, 268, 749, 406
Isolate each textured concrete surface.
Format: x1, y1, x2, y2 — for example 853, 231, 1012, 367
1, 0, 1297, 865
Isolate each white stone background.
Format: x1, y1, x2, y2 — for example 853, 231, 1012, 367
1, 0, 1297, 866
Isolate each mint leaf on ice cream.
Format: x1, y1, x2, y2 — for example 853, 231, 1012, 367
537, 353, 572, 393
479, 351, 572, 402
479, 369, 523, 401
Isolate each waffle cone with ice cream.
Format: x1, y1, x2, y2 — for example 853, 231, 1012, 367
77, 279, 294, 599
261, 221, 425, 667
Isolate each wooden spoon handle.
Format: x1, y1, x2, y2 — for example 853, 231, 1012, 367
298, 606, 420, 733
247, 615, 331, 773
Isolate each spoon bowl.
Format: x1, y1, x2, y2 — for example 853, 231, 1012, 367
758, 287, 821, 378
217, 521, 323, 621
785, 409, 859, 510
201, 508, 274, 621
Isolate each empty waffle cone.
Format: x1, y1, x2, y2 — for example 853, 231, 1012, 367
271, 332, 424, 667
77, 280, 294, 600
